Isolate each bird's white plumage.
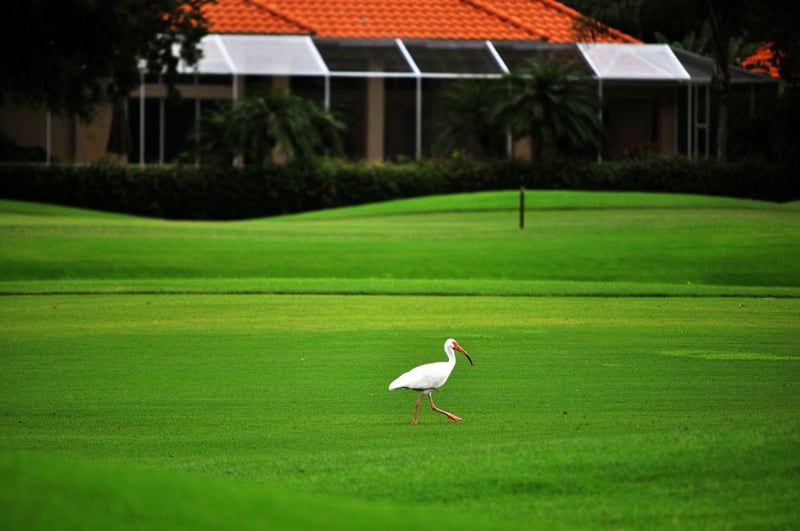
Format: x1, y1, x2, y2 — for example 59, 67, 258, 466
389, 361, 452, 393
388, 339, 473, 424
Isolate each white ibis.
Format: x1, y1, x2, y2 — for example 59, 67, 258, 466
388, 338, 473, 424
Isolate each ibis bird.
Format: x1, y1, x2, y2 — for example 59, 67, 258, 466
388, 338, 473, 424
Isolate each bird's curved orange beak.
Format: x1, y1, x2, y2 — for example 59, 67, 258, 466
454, 342, 473, 366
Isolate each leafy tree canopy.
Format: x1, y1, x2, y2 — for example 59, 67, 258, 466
494, 61, 603, 160
433, 61, 602, 160
565, 0, 798, 161
0, 0, 210, 120
195, 89, 346, 166
565, 0, 798, 83
433, 79, 506, 159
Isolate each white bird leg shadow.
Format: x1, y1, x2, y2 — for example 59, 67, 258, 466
411, 392, 462, 424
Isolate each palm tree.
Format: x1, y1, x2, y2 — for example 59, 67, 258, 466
432, 78, 506, 158
195, 88, 345, 166
493, 60, 604, 159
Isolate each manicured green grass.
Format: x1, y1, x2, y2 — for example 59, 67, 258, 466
1, 451, 489, 531
1, 294, 799, 529
1, 192, 799, 529
1, 192, 799, 288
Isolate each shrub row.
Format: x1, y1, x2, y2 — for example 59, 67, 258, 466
0, 157, 796, 219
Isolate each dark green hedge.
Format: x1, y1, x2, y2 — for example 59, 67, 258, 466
0, 157, 796, 219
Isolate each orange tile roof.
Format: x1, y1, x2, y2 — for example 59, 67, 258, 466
485, 0, 638, 43
204, 0, 313, 35
203, 0, 640, 43
742, 44, 780, 79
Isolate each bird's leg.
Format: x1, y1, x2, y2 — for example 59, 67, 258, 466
428, 394, 462, 422
412, 393, 424, 425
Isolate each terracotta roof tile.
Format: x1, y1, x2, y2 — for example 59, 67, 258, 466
204, 0, 312, 35
486, 0, 639, 43
267, 0, 537, 40
202, 0, 639, 43
742, 44, 780, 79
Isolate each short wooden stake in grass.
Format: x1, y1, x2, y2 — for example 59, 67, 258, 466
519, 186, 525, 229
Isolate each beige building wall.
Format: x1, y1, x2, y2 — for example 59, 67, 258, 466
272, 76, 290, 91
0, 96, 115, 163
0, 100, 48, 154
49, 113, 74, 162
74, 106, 113, 162
512, 136, 532, 159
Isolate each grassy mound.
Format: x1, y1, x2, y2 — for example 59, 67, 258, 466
1, 191, 798, 292
1, 192, 798, 529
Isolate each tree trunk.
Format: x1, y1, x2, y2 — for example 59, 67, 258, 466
706, 0, 731, 161
711, 55, 731, 161
716, 73, 729, 161
106, 97, 132, 162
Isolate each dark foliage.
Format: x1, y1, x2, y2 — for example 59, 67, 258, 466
0, 157, 796, 220
0, 0, 209, 120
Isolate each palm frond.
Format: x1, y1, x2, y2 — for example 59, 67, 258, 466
190, 88, 345, 166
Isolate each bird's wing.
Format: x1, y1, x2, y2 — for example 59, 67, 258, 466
389, 362, 450, 391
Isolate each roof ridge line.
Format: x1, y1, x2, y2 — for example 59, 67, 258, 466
243, 0, 316, 35
537, 0, 580, 18
536, 0, 640, 43
457, 0, 545, 41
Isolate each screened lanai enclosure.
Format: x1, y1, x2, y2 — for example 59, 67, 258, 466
124, 35, 776, 164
